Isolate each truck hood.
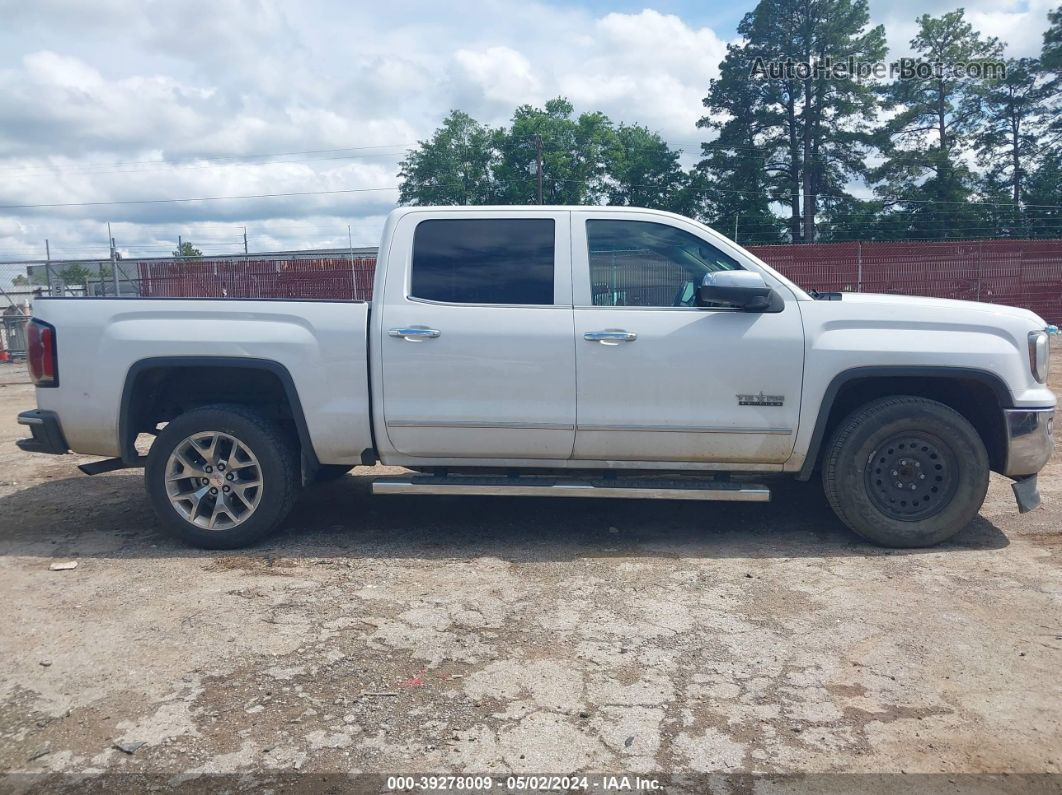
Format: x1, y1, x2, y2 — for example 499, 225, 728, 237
833, 292, 1048, 329
799, 291, 1056, 409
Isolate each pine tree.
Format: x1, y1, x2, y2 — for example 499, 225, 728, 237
697, 44, 782, 242
699, 0, 885, 242
973, 57, 1054, 236
873, 10, 1003, 239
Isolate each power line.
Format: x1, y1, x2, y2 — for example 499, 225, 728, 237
5, 178, 1062, 212
0, 144, 417, 177
0, 185, 399, 210
0, 150, 412, 179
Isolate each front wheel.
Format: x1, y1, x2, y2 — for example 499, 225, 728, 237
822, 396, 990, 547
145, 404, 299, 549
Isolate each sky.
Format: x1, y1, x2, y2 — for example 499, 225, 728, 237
0, 0, 1057, 267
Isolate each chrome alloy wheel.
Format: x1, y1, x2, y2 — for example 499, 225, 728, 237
164, 431, 263, 530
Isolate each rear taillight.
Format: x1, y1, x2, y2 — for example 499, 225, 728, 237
27, 319, 58, 387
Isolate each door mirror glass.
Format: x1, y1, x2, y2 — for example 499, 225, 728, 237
699, 271, 776, 312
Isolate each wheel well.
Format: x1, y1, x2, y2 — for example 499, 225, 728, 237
121, 361, 309, 466
808, 375, 1008, 476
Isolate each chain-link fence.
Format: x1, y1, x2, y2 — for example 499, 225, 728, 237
136, 251, 376, 300
746, 239, 1062, 324
4, 239, 1062, 325
0, 263, 35, 360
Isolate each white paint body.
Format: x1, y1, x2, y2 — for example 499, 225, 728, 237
31, 206, 1056, 474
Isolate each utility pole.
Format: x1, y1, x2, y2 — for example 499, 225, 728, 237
348, 224, 356, 299
733, 213, 739, 243
243, 227, 249, 256
45, 239, 53, 295
535, 134, 543, 205
177, 234, 182, 259
108, 222, 119, 297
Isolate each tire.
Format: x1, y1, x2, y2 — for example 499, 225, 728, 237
145, 404, 299, 549
822, 396, 989, 548
312, 465, 352, 483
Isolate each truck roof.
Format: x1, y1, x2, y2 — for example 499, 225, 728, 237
386, 205, 688, 219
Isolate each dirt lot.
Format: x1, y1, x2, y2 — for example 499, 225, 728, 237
0, 354, 1060, 790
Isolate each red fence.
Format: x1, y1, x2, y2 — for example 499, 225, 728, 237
137, 255, 376, 301
135, 239, 1062, 323
748, 239, 1062, 322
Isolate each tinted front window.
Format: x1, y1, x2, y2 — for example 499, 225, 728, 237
587, 220, 742, 307
411, 218, 555, 305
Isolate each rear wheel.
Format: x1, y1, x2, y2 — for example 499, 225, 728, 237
822, 396, 989, 547
145, 404, 299, 549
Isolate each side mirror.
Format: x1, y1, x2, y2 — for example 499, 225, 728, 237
699, 271, 776, 312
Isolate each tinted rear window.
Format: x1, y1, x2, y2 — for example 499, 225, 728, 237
411, 218, 555, 305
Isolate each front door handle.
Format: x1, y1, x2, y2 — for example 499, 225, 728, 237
389, 327, 441, 341
584, 330, 637, 343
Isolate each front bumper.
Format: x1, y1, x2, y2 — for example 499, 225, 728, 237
1003, 407, 1054, 514
16, 409, 68, 455
1003, 408, 1055, 477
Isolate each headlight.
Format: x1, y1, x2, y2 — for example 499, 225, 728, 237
1028, 330, 1050, 383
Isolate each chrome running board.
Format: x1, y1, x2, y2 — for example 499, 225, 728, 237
371, 475, 770, 502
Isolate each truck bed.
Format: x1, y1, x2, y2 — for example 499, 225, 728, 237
30, 298, 374, 466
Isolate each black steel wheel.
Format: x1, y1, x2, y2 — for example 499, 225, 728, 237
864, 432, 959, 521
822, 396, 989, 547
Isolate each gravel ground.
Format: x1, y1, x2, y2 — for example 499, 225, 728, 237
0, 355, 1059, 791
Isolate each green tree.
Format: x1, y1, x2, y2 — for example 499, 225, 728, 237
172, 241, 203, 258
60, 264, 93, 285
1024, 149, 1062, 238
697, 43, 782, 243
397, 99, 690, 212
493, 98, 614, 204
605, 123, 690, 212
398, 111, 500, 205
699, 0, 885, 242
1040, 7, 1062, 150
1043, 5, 1062, 72
973, 57, 1053, 233
872, 10, 1003, 239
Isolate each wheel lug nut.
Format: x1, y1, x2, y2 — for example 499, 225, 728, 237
910, 484, 917, 490
205, 465, 213, 473
895, 482, 903, 488
919, 473, 925, 480
201, 478, 209, 486
891, 470, 898, 476
226, 473, 234, 481
210, 487, 218, 494
914, 461, 921, 467
222, 485, 230, 492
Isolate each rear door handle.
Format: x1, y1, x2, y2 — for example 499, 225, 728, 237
388, 327, 441, 341
584, 330, 637, 343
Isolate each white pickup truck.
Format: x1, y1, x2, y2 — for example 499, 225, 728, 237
16, 206, 1056, 549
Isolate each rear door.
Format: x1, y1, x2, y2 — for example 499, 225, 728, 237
377, 211, 576, 460
571, 210, 804, 464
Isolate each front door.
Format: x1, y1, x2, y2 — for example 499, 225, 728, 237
571, 211, 804, 463
378, 212, 576, 460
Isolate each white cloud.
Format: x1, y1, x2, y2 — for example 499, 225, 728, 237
876, 0, 1056, 56
0, 0, 1055, 264
452, 46, 542, 106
